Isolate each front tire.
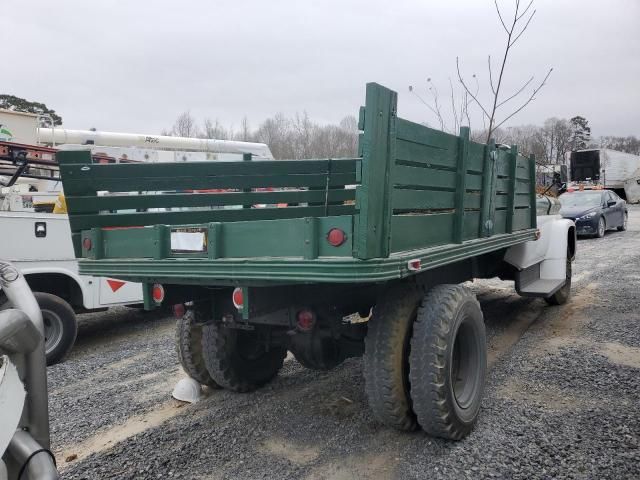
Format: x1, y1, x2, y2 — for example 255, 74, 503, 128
617, 212, 628, 231
202, 322, 286, 392
35, 292, 78, 366
595, 216, 606, 238
409, 285, 486, 440
363, 285, 422, 431
545, 251, 572, 306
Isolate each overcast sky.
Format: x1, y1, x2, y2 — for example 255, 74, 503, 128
3, 0, 639, 138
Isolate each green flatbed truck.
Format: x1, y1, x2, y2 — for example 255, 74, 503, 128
58, 83, 576, 440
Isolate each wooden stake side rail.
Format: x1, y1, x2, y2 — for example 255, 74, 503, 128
58, 82, 537, 284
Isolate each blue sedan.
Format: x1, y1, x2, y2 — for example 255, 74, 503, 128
558, 190, 628, 238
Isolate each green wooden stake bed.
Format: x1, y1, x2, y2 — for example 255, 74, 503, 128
58, 83, 576, 440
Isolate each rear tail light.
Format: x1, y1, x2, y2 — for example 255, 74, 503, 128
151, 283, 165, 303
232, 287, 244, 310
173, 303, 186, 318
407, 259, 421, 271
296, 309, 315, 331
327, 228, 346, 247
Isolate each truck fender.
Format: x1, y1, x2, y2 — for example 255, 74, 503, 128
504, 216, 576, 283
17, 267, 93, 310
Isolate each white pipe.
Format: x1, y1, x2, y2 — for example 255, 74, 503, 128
37, 128, 273, 159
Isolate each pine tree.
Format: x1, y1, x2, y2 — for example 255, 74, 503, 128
569, 116, 591, 151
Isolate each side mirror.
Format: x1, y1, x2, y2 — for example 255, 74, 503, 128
607, 200, 616, 207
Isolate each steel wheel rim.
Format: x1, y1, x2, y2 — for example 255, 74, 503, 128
42, 309, 64, 354
451, 319, 480, 410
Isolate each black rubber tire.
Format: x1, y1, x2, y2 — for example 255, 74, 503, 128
545, 250, 572, 306
363, 285, 423, 431
409, 285, 486, 440
35, 292, 78, 366
617, 212, 628, 231
595, 216, 606, 238
202, 322, 287, 392
176, 309, 221, 388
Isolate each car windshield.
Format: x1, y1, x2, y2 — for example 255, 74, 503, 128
559, 192, 602, 208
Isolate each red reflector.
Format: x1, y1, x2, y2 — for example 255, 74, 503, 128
232, 288, 244, 310
296, 309, 315, 331
83, 237, 92, 251
327, 228, 346, 247
407, 259, 421, 271
151, 283, 165, 303
173, 303, 186, 318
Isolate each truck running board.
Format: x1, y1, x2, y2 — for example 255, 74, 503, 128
515, 263, 565, 297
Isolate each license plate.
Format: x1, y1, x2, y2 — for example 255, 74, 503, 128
170, 228, 207, 253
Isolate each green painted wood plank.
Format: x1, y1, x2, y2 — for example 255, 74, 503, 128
467, 142, 485, 173
391, 188, 481, 211
57, 150, 93, 165
463, 211, 481, 240
395, 118, 458, 151
395, 139, 456, 169
494, 194, 509, 209
392, 188, 456, 210
512, 207, 532, 231
495, 151, 510, 177
516, 180, 530, 194
393, 164, 456, 189
66, 189, 356, 214
494, 209, 507, 234
515, 193, 532, 208
390, 213, 454, 252
495, 177, 510, 193
465, 192, 482, 210
69, 204, 355, 231
62, 172, 357, 196
61, 158, 358, 179
466, 172, 483, 191
354, 83, 397, 259
454, 127, 470, 243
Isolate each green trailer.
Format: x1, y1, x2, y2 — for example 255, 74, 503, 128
58, 83, 576, 440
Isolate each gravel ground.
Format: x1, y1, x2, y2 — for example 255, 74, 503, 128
48, 206, 640, 479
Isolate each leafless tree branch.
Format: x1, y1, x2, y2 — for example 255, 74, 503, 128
488, 55, 497, 95
494, 0, 510, 34
456, 57, 491, 120
493, 67, 553, 130
509, 10, 536, 47
496, 75, 534, 108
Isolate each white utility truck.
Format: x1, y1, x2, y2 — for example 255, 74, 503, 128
1, 184, 143, 365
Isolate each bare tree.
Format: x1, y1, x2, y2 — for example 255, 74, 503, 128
171, 111, 199, 137
238, 116, 252, 142
456, 0, 553, 143
201, 118, 229, 140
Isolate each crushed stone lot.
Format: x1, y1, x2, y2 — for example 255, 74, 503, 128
49, 206, 640, 479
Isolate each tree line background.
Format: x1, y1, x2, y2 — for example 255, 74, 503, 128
163, 109, 639, 162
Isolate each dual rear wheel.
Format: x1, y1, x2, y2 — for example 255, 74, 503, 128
176, 306, 286, 392
363, 284, 486, 440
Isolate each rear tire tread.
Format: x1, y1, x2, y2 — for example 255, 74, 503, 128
176, 309, 220, 388
364, 285, 422, 431
409, 285, 485, 441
